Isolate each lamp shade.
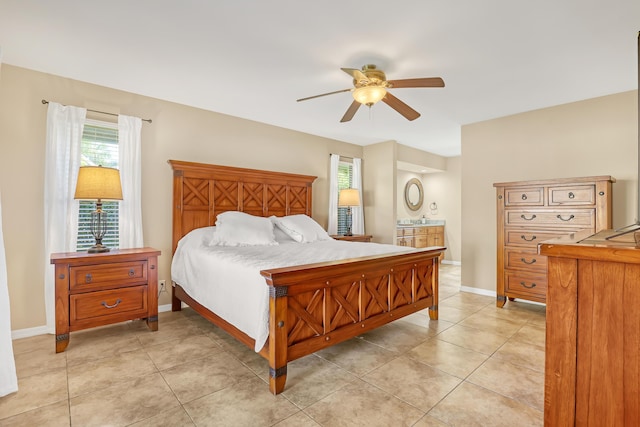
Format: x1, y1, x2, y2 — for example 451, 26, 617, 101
352, 86, 387, 106
338, 188, 361, 207
74, 166, 123, 200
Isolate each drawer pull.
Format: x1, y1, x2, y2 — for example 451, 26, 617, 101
521, 258, 537, 265
520, 281, 537, 289
521, 235, 537, 242
556, 214, 575, 222
128, 269, 135, 277
568, 192, 575, 199
521, 194, 527, 200
101, 299, 122, 309
85, 273, 92, 283
520, 214, 537, 221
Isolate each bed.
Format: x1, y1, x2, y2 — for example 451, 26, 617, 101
169, 160, 444, 394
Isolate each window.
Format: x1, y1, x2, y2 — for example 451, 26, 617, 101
337, 161, 353, 235
76, 119, 120, 251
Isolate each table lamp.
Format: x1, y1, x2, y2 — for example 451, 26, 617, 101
74, 165, 123, 253
338, 188, 361, 236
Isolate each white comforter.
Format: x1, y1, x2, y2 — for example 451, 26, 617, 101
171, 227, 414, 351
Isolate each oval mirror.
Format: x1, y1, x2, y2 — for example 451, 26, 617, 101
404, 178, 424, 211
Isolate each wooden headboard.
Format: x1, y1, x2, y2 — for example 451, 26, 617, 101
169, 160, 317, 253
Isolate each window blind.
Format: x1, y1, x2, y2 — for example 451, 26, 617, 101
337, 161, 353, 235
76, 120, 120, 251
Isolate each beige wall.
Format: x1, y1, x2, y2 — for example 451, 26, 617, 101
396, 156, 462, 262
362, 141, 397, 244
461, 91, 638, 293
424, 156, 461, 263
397, 144, 447, 171
0, 65, 367, 331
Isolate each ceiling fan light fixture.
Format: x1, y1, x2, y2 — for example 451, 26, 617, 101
352, 86, 387, 106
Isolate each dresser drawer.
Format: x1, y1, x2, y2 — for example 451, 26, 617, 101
505, 248, 547, 272
504, 187, 544, 206
70, 261, 148, 292
505, 271, 547, 299
505, 209, 595, 229
70, 285, 148, 326
505, 229, 575, 247
548, 185, 595, 206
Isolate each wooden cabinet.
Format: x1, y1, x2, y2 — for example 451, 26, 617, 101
494, 176, 614, 307
539, 230, 640, 426
397, 226, 444, 247
51, 247, 161, 352
331, 234, 372, 242
397, 225, 445, 261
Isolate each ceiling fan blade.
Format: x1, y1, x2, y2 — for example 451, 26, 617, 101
387, 77, 445, 88
382, 92, 421, 121
340, 101, 361, 122
297, 88, 352, 102
341, 67, 369, 84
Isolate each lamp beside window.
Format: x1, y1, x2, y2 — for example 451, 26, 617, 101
338, 188, 361, 236
74, 166, 123, 253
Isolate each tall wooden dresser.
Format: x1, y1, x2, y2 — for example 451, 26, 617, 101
494, 176, 614, 307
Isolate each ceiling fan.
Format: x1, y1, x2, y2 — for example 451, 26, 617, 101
296, 64, 445, 122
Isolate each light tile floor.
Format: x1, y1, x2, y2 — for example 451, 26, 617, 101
0, 265, 546, 426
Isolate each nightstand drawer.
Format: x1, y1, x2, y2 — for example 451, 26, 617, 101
70, 261, 147, 292
70, 286, 148, 325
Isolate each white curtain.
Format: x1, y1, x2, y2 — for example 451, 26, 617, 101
352, 158, 365, 234
117, 115, 143, 248
0, 195, 18, 397
0, 44, 17, 398
327, 154, 340, 235
44, 103, 86, 332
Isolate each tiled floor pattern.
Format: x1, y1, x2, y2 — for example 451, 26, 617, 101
0, 265, 546, 426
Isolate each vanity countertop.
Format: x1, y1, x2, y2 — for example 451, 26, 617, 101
397, 220, 445, 227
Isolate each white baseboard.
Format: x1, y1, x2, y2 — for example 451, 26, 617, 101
11, 325, 50, 340
459, 285, 495, 297
459, 285, 545, 306
12, 304, 186, 340
159, 302, 189, 312
441, 260, 461, 266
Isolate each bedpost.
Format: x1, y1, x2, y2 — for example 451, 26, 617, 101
429, 257, 439, 320
268, 285, 288, 394
171, 283, 182, 312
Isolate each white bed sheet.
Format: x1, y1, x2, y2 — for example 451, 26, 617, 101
171, 227, 414, 351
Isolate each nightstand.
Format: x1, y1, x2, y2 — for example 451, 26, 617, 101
50, 247, 161, 353
331, 234, 373, 242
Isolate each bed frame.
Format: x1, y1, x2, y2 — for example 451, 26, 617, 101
169, 160, 443, 394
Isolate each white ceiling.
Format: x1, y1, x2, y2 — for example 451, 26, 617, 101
1, 1, 638, 157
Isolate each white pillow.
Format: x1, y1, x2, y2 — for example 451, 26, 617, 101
273, 226, 297, 243
211, 211, 277, 246
271, 214, 331, 243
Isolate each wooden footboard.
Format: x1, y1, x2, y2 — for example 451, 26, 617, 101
260, 248, 441, 394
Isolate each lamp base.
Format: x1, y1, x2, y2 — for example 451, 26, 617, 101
87, 244, 110, 253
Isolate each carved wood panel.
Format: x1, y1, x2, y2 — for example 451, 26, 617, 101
169, 160, 316, 253
390, 264, 414, 309
415, 262, 434, 301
